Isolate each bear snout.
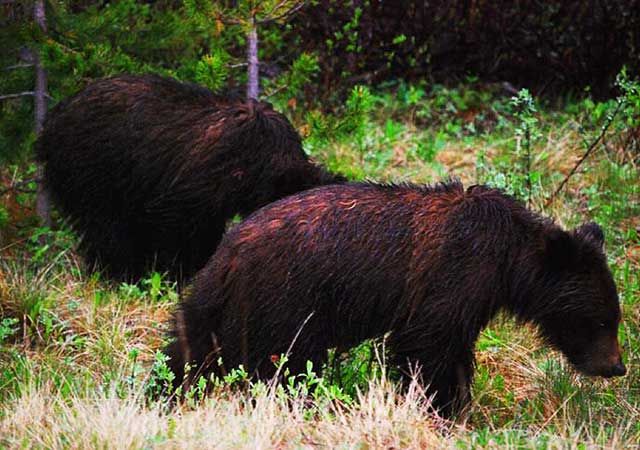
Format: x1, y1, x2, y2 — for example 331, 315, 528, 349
596, 359, 626, 378
577, 358, 627, 378
606, 340, 627, 377
575, 334, 627, 378
570, 334, 627, 378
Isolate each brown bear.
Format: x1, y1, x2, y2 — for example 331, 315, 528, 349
164, 181, 626, 417
36, 74, 344, 282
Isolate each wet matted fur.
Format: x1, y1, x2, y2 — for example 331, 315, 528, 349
165, 181, 625, 417
37, 74, 344, 281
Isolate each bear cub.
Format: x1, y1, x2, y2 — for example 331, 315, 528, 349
165, 181, 626, 417
37, 74, 344, 281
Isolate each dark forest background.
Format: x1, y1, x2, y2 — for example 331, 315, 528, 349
2, 0, 640, 162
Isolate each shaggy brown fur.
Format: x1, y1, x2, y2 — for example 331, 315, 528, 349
164, 181, 625, 417
36, 74, 344, 281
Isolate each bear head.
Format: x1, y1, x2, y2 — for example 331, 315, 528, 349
527, 222, 626, 378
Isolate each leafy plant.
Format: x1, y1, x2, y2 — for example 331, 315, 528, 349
0, 318, 19, 344
145, 351, 176, 400
120, 272, 179, 304
510, 88, 541, 205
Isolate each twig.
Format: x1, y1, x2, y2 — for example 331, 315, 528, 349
0, 91, 53, 101
258, 0, 307, 24
262, 83, 288, 99
269, 310, 316, 390
4, 63, 34, 70
262, 0, 290, 19
545, 99, 624, 206
0, 91, 35, 100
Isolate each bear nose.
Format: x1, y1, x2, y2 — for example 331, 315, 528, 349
612, 362, 627, 377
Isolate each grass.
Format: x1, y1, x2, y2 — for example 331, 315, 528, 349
1, 81, 639, 448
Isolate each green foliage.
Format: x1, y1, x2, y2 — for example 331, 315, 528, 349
267, 52, 319, 101
283, 359, 353, 405
340, 6, 362, 54
141, 273, 178, 304
305, 84, 373, 157
344, 85, 374, 149
1, 0, 320, 164
194, 50, 231, 93
221, 364, 249, 387
0, 318, 19, 344
582, 161, 639, 239
26, 226, 74, 264
324, 339, 387, 399
145, 351, 176, 400
0, 68, 35, 163
118, 272, 178, 304
616, 67, 640, 128
476, 88, 543, 201
0, 203, 9, 229
509, 88, 542, 203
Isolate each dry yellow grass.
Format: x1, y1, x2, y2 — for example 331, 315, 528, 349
0, 378, 446, 449
1, 374, 637, 449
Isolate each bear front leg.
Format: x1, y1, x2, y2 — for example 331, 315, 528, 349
164, 305, 225, 396
425, 360, 474, 418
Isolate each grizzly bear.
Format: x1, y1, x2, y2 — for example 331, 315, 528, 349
164, 181, 626, 417
36, 74, 344, 281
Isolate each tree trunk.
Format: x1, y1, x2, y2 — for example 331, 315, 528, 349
246, 17, 259, 100
33, 0, 51, 227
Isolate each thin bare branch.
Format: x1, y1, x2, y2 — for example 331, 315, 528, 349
219, 17, 244, 25
268, 310, 316, 389
263, 83, 287, 99
545, 99, 624, 206
262, 0, 290, 19
258, 0, 307, 24
4, 63, 34, 71
215, 12, 244, 26
0, 91, 54, 101
0, 91, 35, 100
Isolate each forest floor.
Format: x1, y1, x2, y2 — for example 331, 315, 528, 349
1, 81, 639, 449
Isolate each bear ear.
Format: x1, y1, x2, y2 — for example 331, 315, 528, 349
574, 222, 605, 251
543, 228, 579, 269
